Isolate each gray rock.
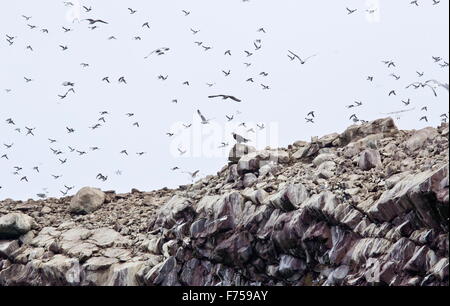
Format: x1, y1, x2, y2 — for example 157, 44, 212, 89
313, 153, 336, 167
0, 213, 35, 239
264, 184, 309, 211
0, 117, 447, 287
69, 187, 106, 214
237, 150, 289, 175
339, 117, 398, 146
228, 144, 256, 163
0, 240, 19, 259
318, 133, 339, 147
88, 228, 130, 248
405, 127, 438, 152
243, 173, 258, 188
83, 256, 119, 271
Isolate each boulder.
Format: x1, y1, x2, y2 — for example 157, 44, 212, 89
318, 133, 339, 148
0, 213, 35, 239
405, 127, 438, 152
313, 153, 336, 167
358, 149, 382, 171
69, 187, 105, 214
243, 173, 258, 188
338, 117, 398, 146
228, 144, 256, 164
237, 150, 289, 174
368, 164, 448, 227
0, 240, 19, 259
264, 184, 309, 211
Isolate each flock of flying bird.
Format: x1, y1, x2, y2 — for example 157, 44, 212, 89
0, 1, 448, 199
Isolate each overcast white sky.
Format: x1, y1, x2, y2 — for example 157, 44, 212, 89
0, 0, 449, 200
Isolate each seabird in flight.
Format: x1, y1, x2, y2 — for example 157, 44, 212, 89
208, 95, 241, 102
288, 50, 317, 64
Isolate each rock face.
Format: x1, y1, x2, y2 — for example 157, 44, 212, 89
229, 144, 256, 163
69, 187, 106, 215
0, 118, 448, 286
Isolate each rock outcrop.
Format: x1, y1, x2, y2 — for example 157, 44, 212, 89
0, 118, 448, 286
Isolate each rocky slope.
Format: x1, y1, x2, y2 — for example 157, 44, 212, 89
0, 118, 448, 286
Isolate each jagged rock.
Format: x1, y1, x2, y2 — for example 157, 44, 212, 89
241, 189, 269, 206
69, 187, 106, 215
318, 133, 340, 148
0, 213, 35, 239
0, 240, 19, 259
83, 256, 119, 271
277, 255, 306, 278
41, 255, 81, 285
228, 144, 256, 163
292, 140, 307, 147
106, 261, 145, 286
179, 258, 213, 286
358, 149, 382, 171
211, 231, 254, 266
89, 228, 130, 248
237, 150, 289, 175
313, 153, 336, 167
152, 196, 196, 229
325, 265, 349, 285
368, 164, 448, 228
0, 118, 447, 286
144, 256, 180, 286
430, 258, 449, 281
243, 173, 258, 188
264, 184, 309, 211
259, 163, 280, 179
404, 127, 438, 152
292, 147, 307, 159
226, 164, 239, 183
101, 248, 132, 262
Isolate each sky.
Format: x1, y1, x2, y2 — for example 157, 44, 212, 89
0, 0, 449, 200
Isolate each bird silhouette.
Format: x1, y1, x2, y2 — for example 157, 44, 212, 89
208, 95, 241, 102
288, 50, 317, 64
85, 19, 108, 24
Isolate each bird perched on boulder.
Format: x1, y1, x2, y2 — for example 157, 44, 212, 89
208, 95, 241, 102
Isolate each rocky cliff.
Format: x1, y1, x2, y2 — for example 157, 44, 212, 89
0, 118, 448, 286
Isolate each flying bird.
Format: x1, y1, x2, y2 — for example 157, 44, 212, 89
183, 170, 200, 181
197, 110, 212, 124
208, 95, 241, 102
